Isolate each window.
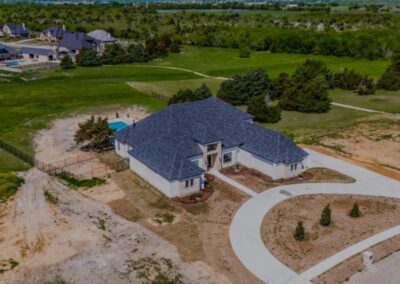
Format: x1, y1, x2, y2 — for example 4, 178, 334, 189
290, 163, 298, 171
207, 144, 218, 152
223, 152, 233, 164
185, 179, 194, 188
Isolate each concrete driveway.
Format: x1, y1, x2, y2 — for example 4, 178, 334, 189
229, 149, 400, 284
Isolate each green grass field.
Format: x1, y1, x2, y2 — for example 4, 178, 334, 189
0, 46, 397, 172
150, 46, 390, 79
330, 89, 400, 113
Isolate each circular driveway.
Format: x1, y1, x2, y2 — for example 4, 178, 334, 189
229, 150, 400, 284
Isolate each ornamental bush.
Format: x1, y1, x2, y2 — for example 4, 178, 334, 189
294, 221, 305, 241
349, 203, 361, 218
320, 204, 331, 227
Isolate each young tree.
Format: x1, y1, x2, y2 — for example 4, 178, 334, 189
294, 221, 305, 241
357, 76, 376, 95
320, 204, 332, 227
74, 116, 113, 149
349, 203, 361, 218
76, 49, 102, 67
247, 95, 281, 123
60, 54, 75, 69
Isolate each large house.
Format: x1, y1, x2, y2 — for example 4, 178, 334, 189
20, 47, 57, 62
58, 32, 98, 54
0, 43, 19, 61
87, 30, 115, 53
2, 23, 29, 38
39, 26, 67, 41
115, 97, 308, 198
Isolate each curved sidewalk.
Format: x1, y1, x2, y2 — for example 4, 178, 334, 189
229, 150, 400, 284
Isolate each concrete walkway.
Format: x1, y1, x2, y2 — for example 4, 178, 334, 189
229, 149, 400, 284
347, 251, 400, 284
209, 169, 258, 197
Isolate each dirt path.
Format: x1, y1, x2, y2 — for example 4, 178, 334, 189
0, 169, 227, 283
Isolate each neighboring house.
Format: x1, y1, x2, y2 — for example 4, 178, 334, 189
20, 47, 56, 62
87, 29, 116, 53
58, 32, 98, 54
2, 23, 29, 38
39, 26, 67, 41
115, 97, 308, 198
0, 43, 19, 61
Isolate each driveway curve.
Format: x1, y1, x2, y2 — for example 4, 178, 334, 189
229, 149, 400, 284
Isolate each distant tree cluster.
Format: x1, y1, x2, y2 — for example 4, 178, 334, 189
333, 68, 375, 95
168, 83, 212, 105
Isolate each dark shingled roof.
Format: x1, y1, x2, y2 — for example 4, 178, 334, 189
42, 26, 67, 38
116, 97, 308, 181
5, 23, 29, 35
0, 43, 18, 55
20, 47, 55, 56
59, 32, 97, 50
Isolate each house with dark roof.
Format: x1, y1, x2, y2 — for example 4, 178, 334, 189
20, 47, 57, 62
58, 32, 98, 54
0, 43, 19, 61
115, 97, 308, 198
39, 26, 67, 41
2, 23, 29, 38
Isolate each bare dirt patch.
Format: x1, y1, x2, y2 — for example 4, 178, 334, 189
109, 170, 262, 284
261, 194, 400, 273
320, 115, 400, 172
221, 166, 354, 192
0, 169, 225, 284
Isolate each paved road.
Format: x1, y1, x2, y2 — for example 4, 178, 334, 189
346, 251, 400, 284
229, 149, 400, 284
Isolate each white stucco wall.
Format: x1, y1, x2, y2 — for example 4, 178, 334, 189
237, 149, 307, 180
22, 53, 53, 62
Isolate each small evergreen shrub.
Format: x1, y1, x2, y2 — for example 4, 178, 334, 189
320, 204, 331, 227
349, 203, 361, 218
294, 221, 305, 241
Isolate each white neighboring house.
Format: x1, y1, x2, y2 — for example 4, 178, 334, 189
115, 97, 308, 198
87, 30, 116, 53
20, 47, 57, 62
2, 23, 29, 38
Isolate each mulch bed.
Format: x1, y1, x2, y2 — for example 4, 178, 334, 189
221, 165, 314, 184
173, 187, 214, 204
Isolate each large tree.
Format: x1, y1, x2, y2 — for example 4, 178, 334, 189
76, 49, 102, 67
247, 95, 281, 123
279, 60, 332, 113
60, 54, 75, 69
74, 116, 113, 149
102, 43, 129, 65
377, 60, 400, 91
217, 68, 273, 105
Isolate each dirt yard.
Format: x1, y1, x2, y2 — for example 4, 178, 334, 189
320, 115, 400, 172
108, 170, 262, 284
220, 166, 354, 192
0, 169, 227, 284
261, 194, 400, 274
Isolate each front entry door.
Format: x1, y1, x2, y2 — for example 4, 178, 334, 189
207, 154, 216, 169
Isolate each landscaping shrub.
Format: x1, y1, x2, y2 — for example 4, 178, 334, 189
349, 203, 361, 218
320, 204, 332, 226
60, 54, 75, 69
356, 77, 376, 95
153, 213, 175, 224
333, 68, 365, 90
294, 221, 306, 241
58, 172, 105, 188
0, 173, 24, 201
238, 44, 251, 58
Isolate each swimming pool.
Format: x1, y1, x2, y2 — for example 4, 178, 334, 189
109, 121, 129, 132
6, 60, 20, 66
